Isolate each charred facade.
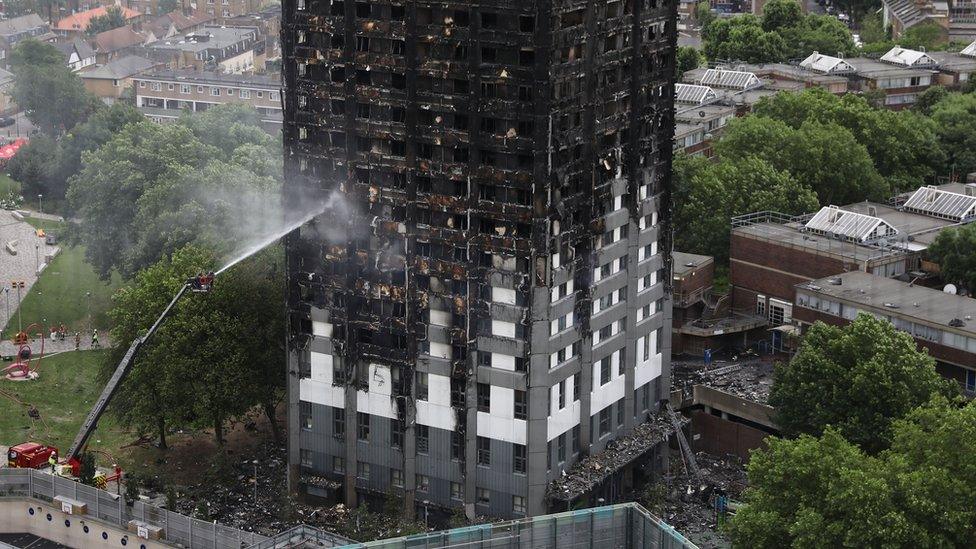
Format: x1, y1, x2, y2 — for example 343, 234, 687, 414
283, 0, 677, 519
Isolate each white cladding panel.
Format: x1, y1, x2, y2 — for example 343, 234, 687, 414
312, 321, 333, 337
492, 287, 517, 304
430, 309, 452, 326
416, 373, 455, 430
491, 353, 516, 371
492, 320, 516, 338
429, 341, 451, 359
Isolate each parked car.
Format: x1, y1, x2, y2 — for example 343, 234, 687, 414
0, 117, 15, 128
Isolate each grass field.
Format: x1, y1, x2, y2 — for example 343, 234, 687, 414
0, 350, 131, 460
13, 245, 124, 333
24, 216, 66, 234
0, 173, 18, 197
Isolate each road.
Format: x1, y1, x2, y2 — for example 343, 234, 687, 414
0, 111, 36, 142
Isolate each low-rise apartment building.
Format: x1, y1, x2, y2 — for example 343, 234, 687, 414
795, 271, 976, 391
883, 0, 976, 43
146, 25, 259, 73
53, 6, 144, 39
732, 183, 976, 335
80, 55, 158, 104
133, 69, 281, 129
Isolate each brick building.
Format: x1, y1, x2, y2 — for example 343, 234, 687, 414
671, 252, 713, 356
282, 0, 679, 521
795, 271, 976, 392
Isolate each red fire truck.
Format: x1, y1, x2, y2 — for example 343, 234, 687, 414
7, 442, 57, 469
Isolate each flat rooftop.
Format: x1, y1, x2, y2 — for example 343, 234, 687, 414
673, 359, 775, 405
0, 533, 71, 549
136, 69, 281, 88
734, 221, 899, 263
798, 271, 976, 336
673, 252, 713, 277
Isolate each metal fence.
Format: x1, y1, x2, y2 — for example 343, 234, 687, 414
0, 468, 267, 548
328, 503, 698, 549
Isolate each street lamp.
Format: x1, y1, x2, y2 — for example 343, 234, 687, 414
37, 194, 42, 214
3, 287, 8, 339
34, 243, 39, 274
86, 291, 92, 332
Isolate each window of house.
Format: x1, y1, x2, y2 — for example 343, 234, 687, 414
240, 89, 251, 99
270, 91, 279, 101
477, 436, 491, 466
600, 357, 610, 385
655, 327, 663, 354
557, 433, 566, 463
513, 444, 526, 474
599, 408, 611, 435
416, 474, 429, 492
573, 373, 581, 400
451, 482, 463, 500
300, 449, 312, 467
150, 82, 161, 91
357, 461, 369, 479
139, 81, 146, 88
558, 379, 566, 409
476, 487, 490, 505
167, 83, 174, 90
392, 419, 404, 448
416, 372, 428, 400
417, 425, 429, 453
514, 390, 527, 420
512, 495, 526, 514
180, 84, 191, 94
616, 400, 624, 427
391, 468, 403, 487
333, 408, 345, 439
451, 430, 464, 460
300, 401, 312, 430
210, 87, 220, 96
477, 383, 490, 412
333, 456, 344, 473
357, 412, 370, 441
572, 424, 581, 454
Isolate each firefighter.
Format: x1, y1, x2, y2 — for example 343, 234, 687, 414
91, 329, 99, 349
48, 452, 57, 473
74, 332, 81, 350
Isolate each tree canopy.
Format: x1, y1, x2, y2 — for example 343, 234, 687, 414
9, 39, 99, 136
750, 88, 945, 192
85, 6, 128, 36
769, 314, 956, 454
730, 398, 976, 548
926, 92, 976, 178
926, 223, 976, 294
702, 0, 855, 63
105, 244, 285, 447
714, 115, 888, 205
672, 154, 818, 261
67, 104, 282, 279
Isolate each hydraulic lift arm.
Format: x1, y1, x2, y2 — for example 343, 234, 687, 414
66, 283, 191, 461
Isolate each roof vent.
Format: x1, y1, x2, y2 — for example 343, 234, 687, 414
829, 277, 843, 285
883, 302, 899, 308
966, 184, 976, 197
867, 205, 877, 216
949, 318, 966, 327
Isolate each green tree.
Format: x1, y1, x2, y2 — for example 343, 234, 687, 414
673, 155, 818, 261
927, 92, 976, 178
730, 398, 976, 548
858, 12, 888, 43
761, 0, 802, 32
78, 452, 97, 486
751, 88, 945, 192
696, 0, 715, 29
9, 39, 100, 136
900, 21, 947, 50
769, 314, 956, 454
7, 135, 63, 199
157, 0, 180, 13
926, 223, 976, 293
676, 46, 703, 77
106, 244, 285, 446
85, 5, 128, 36
703, 16, 788, 63
714, 115, 888, 204
778, 14, 857, 59
911, 85, 949, 116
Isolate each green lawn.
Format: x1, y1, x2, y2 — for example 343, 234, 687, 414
23, 216, 66, 234
12, 245, 123, 334
0, 173, 19, 197
0, 350, 131, 460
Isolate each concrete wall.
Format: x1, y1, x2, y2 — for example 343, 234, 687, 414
691, 410, 770, 461
0, 499, 170, 549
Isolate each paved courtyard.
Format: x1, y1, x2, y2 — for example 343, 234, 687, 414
0, 209, 59, 336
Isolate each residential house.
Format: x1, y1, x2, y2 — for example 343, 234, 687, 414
224, 4, 279, 69
0, 14, 56, 68
92, 25, 148, 63
79, 55, 157, 104
143, 10, 214, 40
133, 69, 281, 130
54, 6, 143, 39
56, 37, 97, 71
146, 25, 258, 73
928, 40, 976, 86
882, 0, 976, 43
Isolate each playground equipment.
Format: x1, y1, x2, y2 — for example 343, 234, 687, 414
3, 323, 45, 381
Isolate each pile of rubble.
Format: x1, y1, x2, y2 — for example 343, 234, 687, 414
672, 358, 775, 404
660, 452, 748, 549
548, 412, 680, 502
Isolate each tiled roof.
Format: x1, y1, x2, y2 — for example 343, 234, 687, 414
0, 13, 48, 36
94, 25, 146, 52
55, 6, 141, 32
80, 55, 156, 80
